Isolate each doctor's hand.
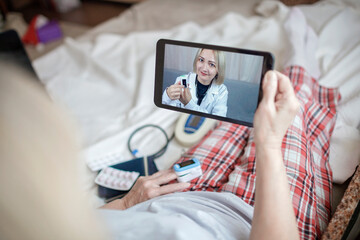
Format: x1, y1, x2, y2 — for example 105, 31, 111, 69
166, 82, 184, 100
179, 86, 192, 106
253, 70, 300, 151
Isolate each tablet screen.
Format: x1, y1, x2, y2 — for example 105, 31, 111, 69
154, 39, 274, 127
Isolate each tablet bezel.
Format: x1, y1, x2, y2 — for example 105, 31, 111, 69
154, 39, 274, 127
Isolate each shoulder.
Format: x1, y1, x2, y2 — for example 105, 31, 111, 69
212, 83, 228, 94
218, 83, 228, 91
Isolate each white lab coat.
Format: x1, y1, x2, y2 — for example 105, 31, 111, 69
162, 72, 228, 117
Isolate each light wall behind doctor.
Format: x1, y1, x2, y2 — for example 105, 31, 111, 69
164, 44, 263, 83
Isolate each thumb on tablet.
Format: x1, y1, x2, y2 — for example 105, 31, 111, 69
262, 71, 277, 106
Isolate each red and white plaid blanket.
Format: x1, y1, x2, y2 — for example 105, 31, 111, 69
174, 66, 340, 240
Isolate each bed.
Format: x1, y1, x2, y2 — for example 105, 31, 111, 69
32, 0, 360, 239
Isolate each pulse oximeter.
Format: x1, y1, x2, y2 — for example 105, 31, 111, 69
182, 78, 187, 88
173, 158, 202, 183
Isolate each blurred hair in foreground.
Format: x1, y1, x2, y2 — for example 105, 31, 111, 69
0, 62, 107, 240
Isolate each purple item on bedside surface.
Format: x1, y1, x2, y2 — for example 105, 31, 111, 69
37, 21, 63, 44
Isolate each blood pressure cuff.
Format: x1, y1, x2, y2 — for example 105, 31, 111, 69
98, 155, 158, 199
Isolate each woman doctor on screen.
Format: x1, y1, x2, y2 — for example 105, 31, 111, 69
162, 48, 228, 117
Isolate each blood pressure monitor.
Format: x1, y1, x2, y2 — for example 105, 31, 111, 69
173, 158, 202, 182
175, 113, 217, 147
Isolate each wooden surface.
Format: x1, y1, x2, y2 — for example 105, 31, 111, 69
322, 166, 360, 240
11, 0, 132, 27
280, 0, 319, 6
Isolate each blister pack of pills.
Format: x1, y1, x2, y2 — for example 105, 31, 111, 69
95, 167, 140, 191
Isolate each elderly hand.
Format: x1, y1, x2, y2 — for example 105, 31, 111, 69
251, 70, 301, 240
121, 169, 190, 209
101, 169, 190, 210
166, 82, 184, 100
254, 70, 300, 151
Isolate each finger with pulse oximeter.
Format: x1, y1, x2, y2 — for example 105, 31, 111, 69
173, 158, 202, 182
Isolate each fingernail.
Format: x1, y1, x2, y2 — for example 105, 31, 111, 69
267, 72, 276, 87
267, 71, 274, 81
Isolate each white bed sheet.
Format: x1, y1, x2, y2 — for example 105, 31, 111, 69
33, 0, 360, 205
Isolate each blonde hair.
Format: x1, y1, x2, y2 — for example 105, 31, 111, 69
0, 64, 108, 240
193, 48, 226, 85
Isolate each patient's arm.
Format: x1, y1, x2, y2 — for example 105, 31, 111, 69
100, 169, 190, 210
251, 71, 300, 240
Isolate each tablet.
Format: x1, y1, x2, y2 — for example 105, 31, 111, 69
154, 39, 274, 127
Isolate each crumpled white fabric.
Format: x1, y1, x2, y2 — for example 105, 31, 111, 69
34, 8, 288, 170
